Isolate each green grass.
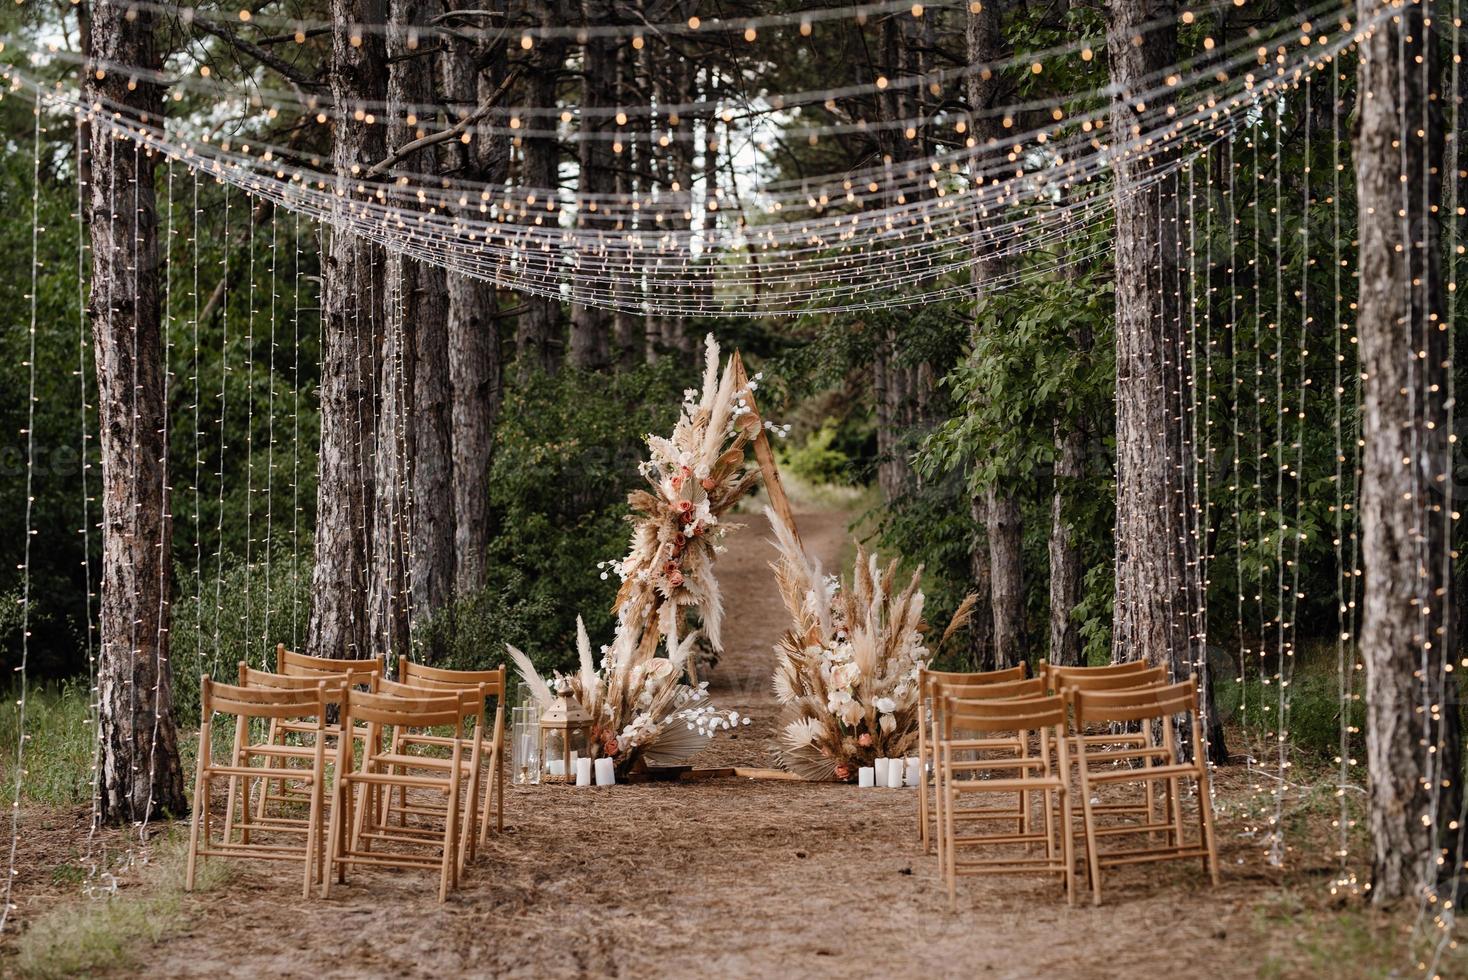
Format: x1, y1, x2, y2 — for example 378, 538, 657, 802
0, 679, 95, 807
12, 831, 231, 979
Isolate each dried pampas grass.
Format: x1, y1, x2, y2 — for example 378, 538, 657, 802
764, 509, 977, 781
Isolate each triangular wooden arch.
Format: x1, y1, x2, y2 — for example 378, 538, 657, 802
730, 350, 803, 550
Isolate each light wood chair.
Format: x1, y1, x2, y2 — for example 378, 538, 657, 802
186, 677, 332, 898
325, 687, 479, 902
937, 693, 1075, 910
370, 676, 491, 871
916, 664, 1027, 854
926, 675, 1047, 868
1040, 657, 1158, 692
253, 646, 383, 818
1071, 677, 1221, 905
392, 660, 508, 844
1051, 665, 1170, 827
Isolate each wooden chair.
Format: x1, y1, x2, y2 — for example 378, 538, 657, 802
370, 676, 492, 870
325, 688, 479, 902
186, 677, 332, 898
392, 661, 508, 844
937, 694, 1075, 910
253, 646, 382, 818
926, 675, 1047, 867
1040, 657, 1158, 693
1071, 678, 1221, 905
916, 663, 1027, 854
1050, 665, 1170, 827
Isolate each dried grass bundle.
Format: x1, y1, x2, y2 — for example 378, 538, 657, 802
610, 334, 763, 657
508, 616, 749, 777
765, 508, 977, 781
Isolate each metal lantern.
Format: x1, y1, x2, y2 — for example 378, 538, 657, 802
538, 692, 592, 784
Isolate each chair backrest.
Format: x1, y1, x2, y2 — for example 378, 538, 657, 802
237, 663, 353, 708
378, 676, 483, 714
921, 663, 1026, 697
931, 675, 1045, 702
1072, 678, 1199, 727
398, 660, 506, 699
342, 687, 465, 730
1055, 664, 1168, 696
942, 694, 1066, 737
276, 643, 384, 682
1042, 658, 1156, 692
203, 675, 328, 722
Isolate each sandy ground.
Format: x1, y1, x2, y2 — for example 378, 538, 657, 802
0, 510, 1434, 978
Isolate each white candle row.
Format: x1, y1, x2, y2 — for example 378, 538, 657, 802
861, 757, 921, 788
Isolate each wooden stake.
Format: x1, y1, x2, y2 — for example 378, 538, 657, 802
731, 351, 802, 547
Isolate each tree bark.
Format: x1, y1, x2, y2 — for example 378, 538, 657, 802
966, 0, 1020, 667
86, 0, 188, 822
441, 7, 507, 597
1106, 0, 1193, 675
379, 0, 454, 661
568, 0, 616, 371
1354, 0, 1461, 904
1048, 417, 1086, 666
309, 0, 388, 660
514, 12, 566, 377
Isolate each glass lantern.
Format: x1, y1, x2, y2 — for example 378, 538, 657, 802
511, 706, 540, 786
538, 692, 592, 784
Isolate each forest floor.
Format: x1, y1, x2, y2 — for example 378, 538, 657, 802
0, 508, 1459, 978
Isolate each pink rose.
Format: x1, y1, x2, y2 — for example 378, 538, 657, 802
670, 474, 684, 491
700, 477, 717, 491
834, 765, 851, 781
668, 570, 685, 587
603, 738, 619, 756
676, 499, 695, 517
858, 733, 873, 748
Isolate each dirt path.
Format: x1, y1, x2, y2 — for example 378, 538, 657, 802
1, 510, 1401, 978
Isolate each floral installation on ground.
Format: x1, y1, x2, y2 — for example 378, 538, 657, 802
508, 615, 750, 777
604, 332, 785, 661
765, 508, 977, 781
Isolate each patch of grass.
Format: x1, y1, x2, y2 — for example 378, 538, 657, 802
12, 831, 230, 979
0, 679, 93, 807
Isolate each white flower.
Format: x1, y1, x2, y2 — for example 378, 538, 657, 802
879, 713, 896, 734
874, 696, 897, 714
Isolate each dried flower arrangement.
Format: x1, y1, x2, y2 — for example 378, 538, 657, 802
605, 334, 771, 660
508, 616, 750, 777
765, 509, 977, 781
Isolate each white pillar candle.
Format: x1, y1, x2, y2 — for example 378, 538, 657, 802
547, 759, 566, 777
886, 761, 903, 789
905, 757, 921, 788
873, 757, 890, 786
594, 757, 616, 786
858, 766, 875, 788
575, 757, 593, 787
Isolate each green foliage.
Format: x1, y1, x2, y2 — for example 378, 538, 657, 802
168, 546, 313, 722
417, 363, 686, 677
0, 678, 93, 807
777, 419, 855, 486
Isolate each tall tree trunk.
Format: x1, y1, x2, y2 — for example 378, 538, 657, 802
568, 0, 615, 371
966, 0, 1018, 667
1355, 0, 1461, 904
1048, 417, 1085, 666
86, 0, 188, 822
1106, 0, 1190, 670
441, 8, 507, 596
515, 17, 565, 377
380, 0, 454, 661
309, 0, 387, 659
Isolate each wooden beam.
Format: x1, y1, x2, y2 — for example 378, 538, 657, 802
731, 351, 802, 547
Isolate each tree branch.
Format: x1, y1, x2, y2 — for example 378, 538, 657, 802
185, 10, 324, 91
365, 67, 521, 177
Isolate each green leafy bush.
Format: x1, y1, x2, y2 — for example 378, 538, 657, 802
417, 363, 685, 678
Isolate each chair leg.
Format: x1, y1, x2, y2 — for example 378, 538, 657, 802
322, 779, 344, 897
1059, 787, 1076, 907
254, 717, 279, 827
302, 772, 322, 900
943, 762, 958, 912
185, 753, 209, 893
1197, 774, 1221, 885
221, 715, 248, 846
